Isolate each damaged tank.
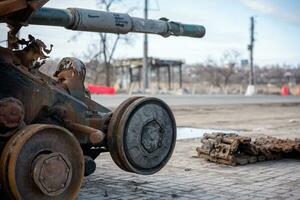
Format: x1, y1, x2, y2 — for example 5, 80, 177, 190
0, 0, 205, 199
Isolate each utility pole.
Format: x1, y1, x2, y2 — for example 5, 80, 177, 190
245, 16, 256, 96
143, 0, 149, 92
249, 16, 255, 85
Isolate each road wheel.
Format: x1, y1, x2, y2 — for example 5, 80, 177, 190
107, 96, 143, 171
108, 97, 176, 175
0, 124, 84, 200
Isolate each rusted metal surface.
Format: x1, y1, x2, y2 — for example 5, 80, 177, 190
53, 57, 88, 99
0, 0, 205, 198
253, 137, 300, 160
12, 34, 53, 69
0, 40, 178, 199
0, 124, 84, 200
196, 133, 300, 166
1, 0, 49, 49
0, 0, 27, 17
0, 97, 25, 130
0, 0, 48, 19
32, 152, 72, 196
66, 122, 105, 145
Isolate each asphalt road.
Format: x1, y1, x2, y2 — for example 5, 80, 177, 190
91, 94, 300, 107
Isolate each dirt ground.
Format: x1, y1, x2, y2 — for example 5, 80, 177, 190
1, 102, 299, 199
65, 102, 300, 199
76, 101, 300, 200
171, 102, 300, 139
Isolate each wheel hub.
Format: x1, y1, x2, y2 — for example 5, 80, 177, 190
107, 97, 176, 174
141, 120, 163, 153
32, 153, 72, 196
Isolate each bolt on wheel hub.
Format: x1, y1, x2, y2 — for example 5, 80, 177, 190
32, 152, 72, 196
0, 124, 84, 200
141, 120, 164, 153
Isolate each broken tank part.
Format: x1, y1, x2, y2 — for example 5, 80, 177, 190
196, 133, 300, 166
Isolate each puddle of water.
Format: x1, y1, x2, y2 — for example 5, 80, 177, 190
176, 127, 238, 140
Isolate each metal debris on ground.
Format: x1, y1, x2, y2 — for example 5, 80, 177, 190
196, 133, 300, 165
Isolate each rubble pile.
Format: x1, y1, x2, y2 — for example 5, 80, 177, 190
196, 133, 300, 166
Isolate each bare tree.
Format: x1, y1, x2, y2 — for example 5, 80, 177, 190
204, 57, 223, 87
187, 58, 300, 90
94, 0, 119, 86
197, 50, 241, 88
70, 0, 136, 86
219, 50, 241, 86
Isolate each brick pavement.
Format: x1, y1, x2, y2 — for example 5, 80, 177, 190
78, 139, 300, 200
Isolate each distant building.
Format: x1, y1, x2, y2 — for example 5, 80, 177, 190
113, 57, 184, 91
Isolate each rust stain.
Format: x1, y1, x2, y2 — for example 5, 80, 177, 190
197, 133, 300, 166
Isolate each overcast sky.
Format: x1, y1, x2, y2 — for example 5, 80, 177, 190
1, 0, 300, 66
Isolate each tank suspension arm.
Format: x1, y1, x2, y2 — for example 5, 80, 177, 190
27, 7, 205, 38
66, 122, 105, 145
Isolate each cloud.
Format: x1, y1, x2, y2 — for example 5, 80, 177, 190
241, 0, 300, 26
240, 0, 275, 14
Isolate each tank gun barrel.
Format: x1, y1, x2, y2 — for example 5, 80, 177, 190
27, 7, 205, 38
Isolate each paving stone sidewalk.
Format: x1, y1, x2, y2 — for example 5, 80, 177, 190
78, 139, 300, 200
